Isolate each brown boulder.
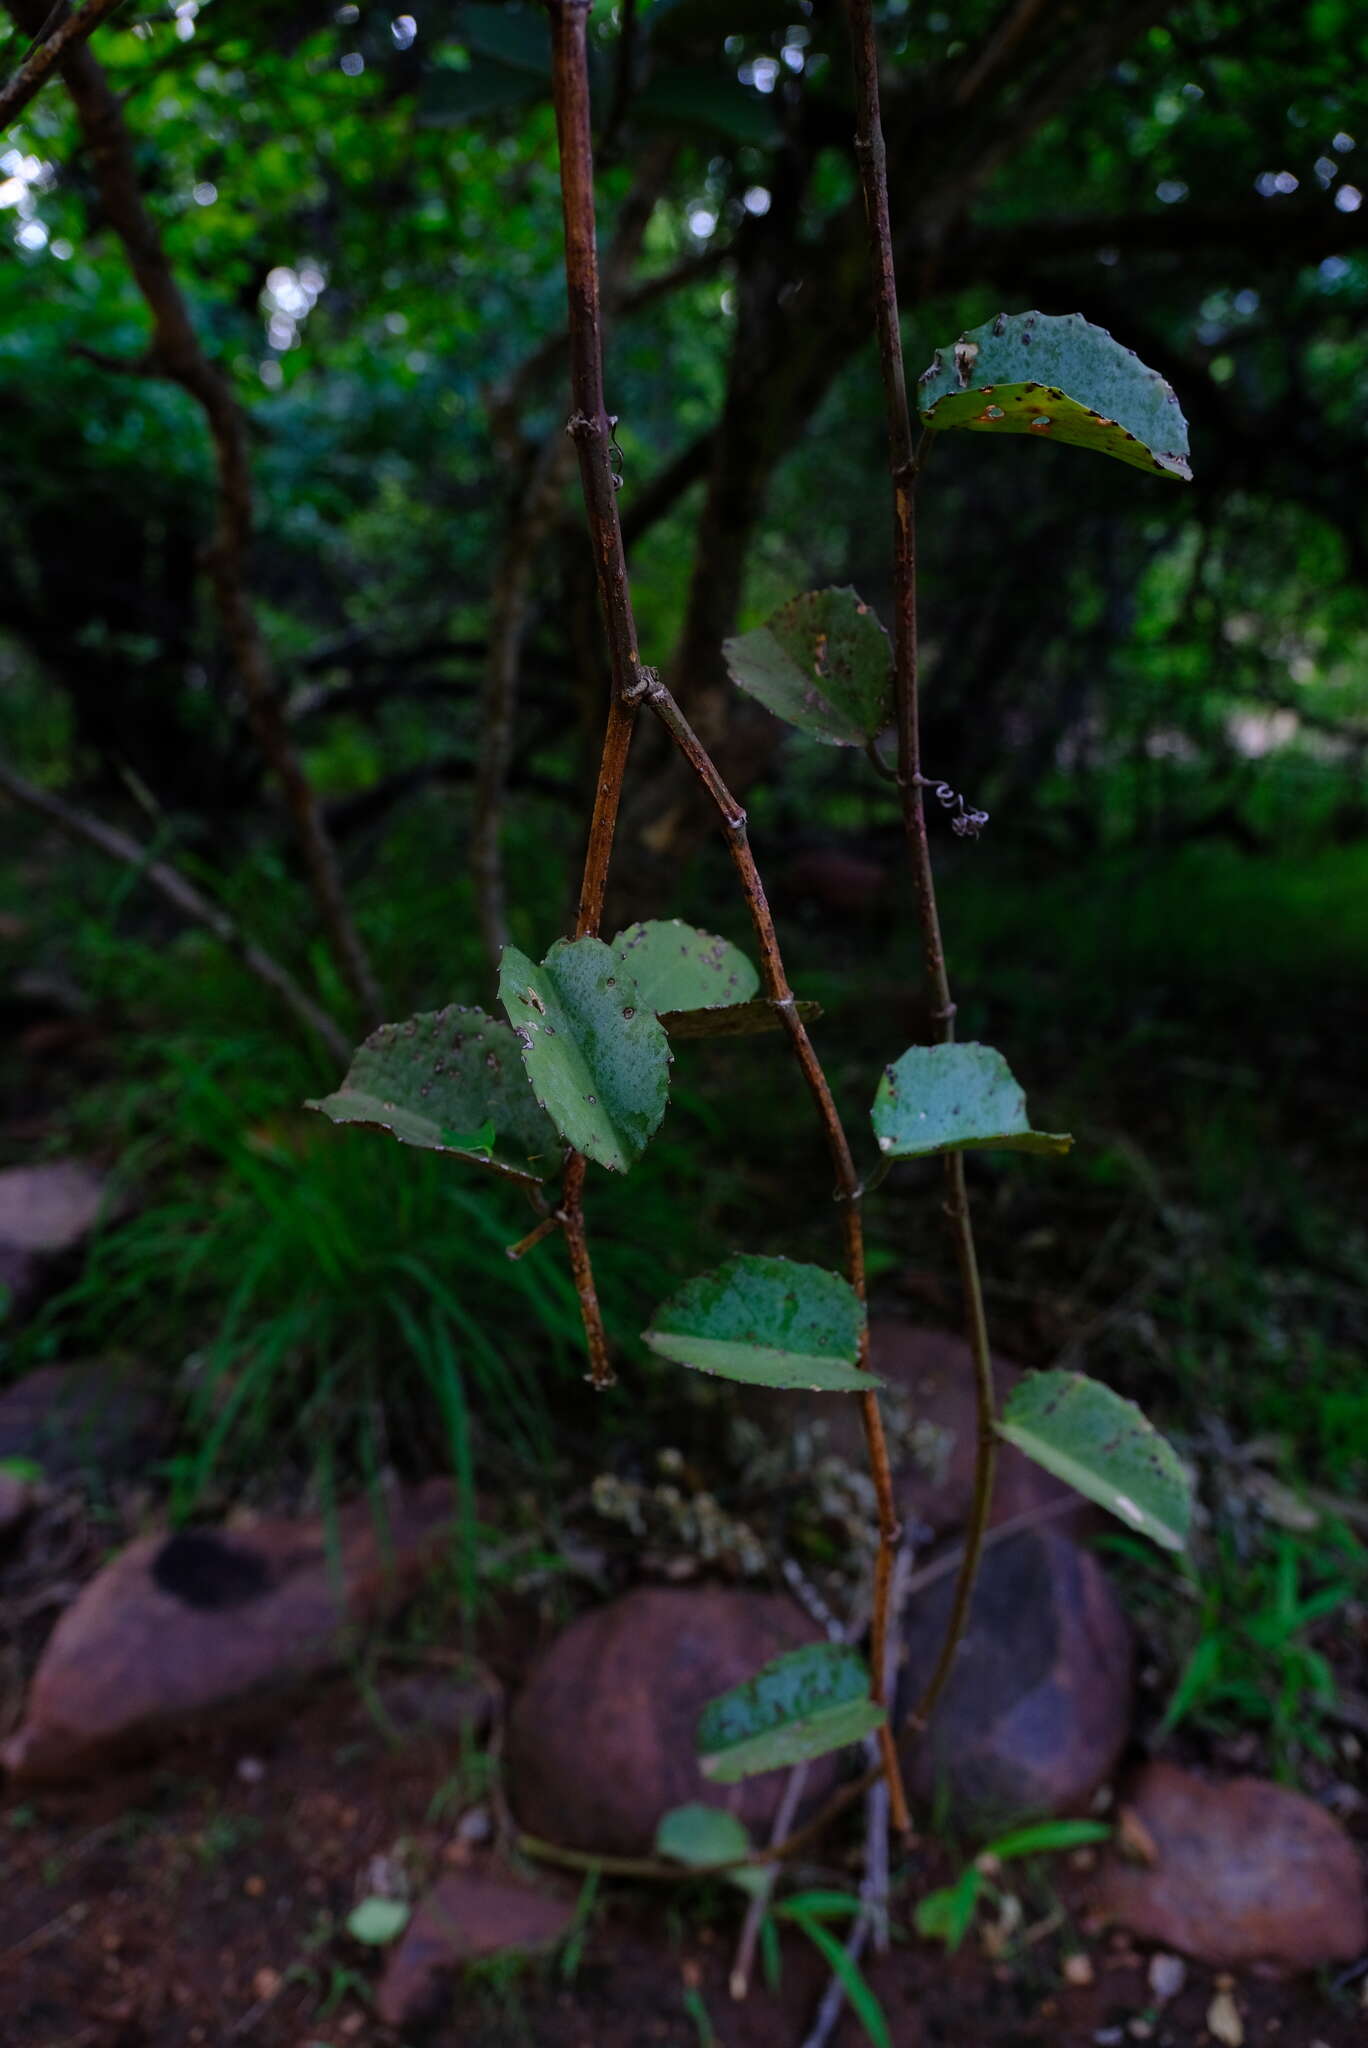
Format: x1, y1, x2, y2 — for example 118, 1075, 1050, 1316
2, 1480, 455, 1782
0, 1361, 168, 1483
0, 1160, 108, 1317
897, 1525, 1133, 1829
1090, 1760, 1367, 1969
760, 1322, 1084, 1539
507, 1585, 843, 1855
375, 1865, 575, 2031
871, 1321, 1084, 1537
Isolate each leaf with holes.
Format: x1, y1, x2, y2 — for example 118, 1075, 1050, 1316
306, 1007, 557, 1183
643, 1253, 874, 1392
655, 1804, 765, 1897
499, 938, 670, 1174
659, 996, 821, 1039
918, 312, 1191, 480
698, 1642, 884, 1783
723, 587, 893, 746
999, 1370, 1192, 1552
611, 920, 759, 1016
872, 1044, 1072, 1160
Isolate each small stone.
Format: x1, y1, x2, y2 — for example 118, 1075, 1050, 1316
243, 1875, 266, 1898
252, 1967, 281, 1999
1117, 1804, 1159, 1865
1063, 1952, 1094, 1986
1147, 1953, 1185, 2002
1207, 1989, 1243, 2046
0, 1161, 108, 1320
1091, 1762, 1367, 1969
236, 1755, 266, 1784
375, 1864, 575, 2030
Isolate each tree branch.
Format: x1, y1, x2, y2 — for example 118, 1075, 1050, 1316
0, 755, 350, 1066
10, 0, 384, 1031
0, 0, 124, 129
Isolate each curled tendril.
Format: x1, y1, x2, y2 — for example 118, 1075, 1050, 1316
917, 775, 989, 838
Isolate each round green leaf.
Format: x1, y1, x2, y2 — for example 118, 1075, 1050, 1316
346, 1896, 411, 1946
643, 1253, 874, 1391
872, 1043, 1072, 1160
499, 938, 670, 1174
611, 920, 759, 1015
655, 1803, 765, 1896
698, 1642, 885, 1783
306, 1006, 557, 1182
917, 312, 1191, 481
998, 1370, 1192, 1552
722, 587, 893, 746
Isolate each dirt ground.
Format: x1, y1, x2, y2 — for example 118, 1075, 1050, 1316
2, 1648, 1364, 2048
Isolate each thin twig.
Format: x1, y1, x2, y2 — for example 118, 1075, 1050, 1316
0, 754, 349, 1064
729, 1759, 809, 2000
12, 0, 383, 1030
844, 0, 999, 1747
632, 669, 910, 1836
0, 0, 123, 128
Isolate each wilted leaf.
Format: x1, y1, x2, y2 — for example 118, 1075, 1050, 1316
698, 1641, 884, 1782
723, 587, 893, 746
998, 1370, 1192, 1552
643, 1253, 874, 1392
611, 920, 758, 1015
872, 1043, 1072, 1160
917, 312, 1191, 480
499, 938, 670, 1174
306, 1007, 557, 1182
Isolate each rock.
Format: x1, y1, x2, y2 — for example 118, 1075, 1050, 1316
753, 1323, 1085, 1540
0, 1159, 107, 1318
0, 1361, 168, 1483
896, 1525, 1133, 1828
0, 1464, 35, 1539
506, 1585, 843, 1855
376, 1864, 575, 2031
1089, 1761, 1367, 1970
2, 1480, 456, 1782
869, 1321, 1085, 1537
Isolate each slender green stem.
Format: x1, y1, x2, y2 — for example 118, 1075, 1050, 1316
844, 0, 999, 1740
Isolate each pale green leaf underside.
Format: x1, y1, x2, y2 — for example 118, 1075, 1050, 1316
346, 1896, 411, 1946
918, 312, 1191, 481
723, 586, 893, 746
499, 938, 670, 1174
611, 919, 759, 1015
654, 1804, 765, 1895
660, 996, 821, 1039
698, 1642, 885, 1783
306, 1006, 557, 1182
873, 1043, 1072, 1160
644, 1253, 873, 1391
998, 1369, 1192, 1552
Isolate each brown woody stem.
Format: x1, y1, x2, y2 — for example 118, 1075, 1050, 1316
845, 0, 998, 1739
0, 0, 124, 128
637, 674, 910, 1836
547, 0, 646, 1389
